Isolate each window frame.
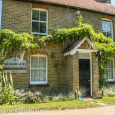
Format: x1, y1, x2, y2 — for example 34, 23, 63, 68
102, 20, 113, 40
0, 0, 2, 30
104, 58, 115, 82
31, 8, 48, 35
30, 55, 48, 84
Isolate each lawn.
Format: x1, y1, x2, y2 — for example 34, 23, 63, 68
0, 99, 101, 111
101, 96, 115, 105
0, 97, 115, 111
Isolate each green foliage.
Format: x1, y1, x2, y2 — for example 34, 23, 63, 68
0, 29, 40, 50
0, 15, 114, 92
103, 86, 115, 97
53, 17, 115, 88
2, 72, 15, 105
99, 77, 108, 89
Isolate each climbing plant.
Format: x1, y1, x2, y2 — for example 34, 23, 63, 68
0, 15, 114, 92
0, 29, 40, 103
38, 16, 115, 88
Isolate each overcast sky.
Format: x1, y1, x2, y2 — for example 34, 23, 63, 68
111, 0, 115, 6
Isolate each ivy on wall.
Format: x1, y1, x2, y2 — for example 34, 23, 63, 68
0, 16, 115, 88
38, 16, 115, 88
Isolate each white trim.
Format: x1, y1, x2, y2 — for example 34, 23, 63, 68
76, 49, 96, 52
31, 8, 48, 35
30, 55, 48, 84
64, 37, 96, 56
79, 51, 92, 96
90, 53, 92, 96
0, 0, 2, 30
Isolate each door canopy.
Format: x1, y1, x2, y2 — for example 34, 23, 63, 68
63, 37, 96, 56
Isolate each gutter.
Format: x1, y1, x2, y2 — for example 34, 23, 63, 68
15, 0, 115, 16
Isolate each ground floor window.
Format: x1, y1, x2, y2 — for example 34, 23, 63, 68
30, 55, 47, 84
104, 58, 114, 81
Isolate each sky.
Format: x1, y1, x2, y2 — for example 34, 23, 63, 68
111, 0, 115, 6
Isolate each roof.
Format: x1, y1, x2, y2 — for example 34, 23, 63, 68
20, 0, 115, 15
62, 37, 95, 56
62, 40, 82, 54
38, 0, 115, 15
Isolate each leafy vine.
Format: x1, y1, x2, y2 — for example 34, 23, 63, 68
0, 16, 114, 89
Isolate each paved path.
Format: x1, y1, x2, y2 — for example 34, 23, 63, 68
1, 105, 115, 115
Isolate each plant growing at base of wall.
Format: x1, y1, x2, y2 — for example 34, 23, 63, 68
0, 30, 40, 103
54, 59, 66, 91
2, 72, 14, 105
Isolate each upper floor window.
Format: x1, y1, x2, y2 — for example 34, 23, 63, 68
31, 9, 48, 35
30, 55, 47, 84
102, 21, 113, 40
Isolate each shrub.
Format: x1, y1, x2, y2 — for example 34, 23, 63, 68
14, 89, 26, 102
25, 91, 42, 103
67, 92, 75, 100
2, 72, 15, 105
103, 86, 115, 97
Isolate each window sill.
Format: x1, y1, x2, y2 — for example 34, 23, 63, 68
108, 81, 115, 83
31, 32, 48, 36
29, 84, 49, 88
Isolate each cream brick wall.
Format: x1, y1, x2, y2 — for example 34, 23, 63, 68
1, 0, 107, 95
92, 52, 99, 96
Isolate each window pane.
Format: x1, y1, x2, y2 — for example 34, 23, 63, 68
106, 22, 111, 31
31, 70, 39, 81
32, 22, 39, 32
107, 32, 112, 38
40, 11, 46, 21
39, 57, 46, 68
40, 22, 46, 33
105, 58, 113, 68
102, 21, 106, 30
102, 32, 106, 37
32, 10, 39, 20
39, 69, 46, 81
105, 69, 113, 79
102, 21, 111, 30
31, 56, 38, 68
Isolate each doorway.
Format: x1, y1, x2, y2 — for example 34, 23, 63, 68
79, 59, 90, 96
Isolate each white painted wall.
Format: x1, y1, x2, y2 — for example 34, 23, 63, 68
0, 0, 2, 30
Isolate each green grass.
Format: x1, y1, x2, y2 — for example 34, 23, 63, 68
0, 99, 100, 110
1, 96, 115, 111
102, 96, 115, 105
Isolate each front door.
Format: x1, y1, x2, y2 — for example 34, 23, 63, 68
79, 59, 90, 96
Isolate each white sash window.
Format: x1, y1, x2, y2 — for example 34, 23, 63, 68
31, 9, 48, 35
102, 21, 113, 40
104, 58, 114, 81
30, 55, 47, 84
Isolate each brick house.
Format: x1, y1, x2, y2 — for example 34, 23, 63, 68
0, 0, 115, 97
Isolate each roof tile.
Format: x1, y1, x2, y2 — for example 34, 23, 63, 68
39, 0, 115, 15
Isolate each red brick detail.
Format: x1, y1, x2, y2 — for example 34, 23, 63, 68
32, 3, 49, 10
102, 14, 113, 20
31, 50, 48, 55
78, 40, 93, 49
